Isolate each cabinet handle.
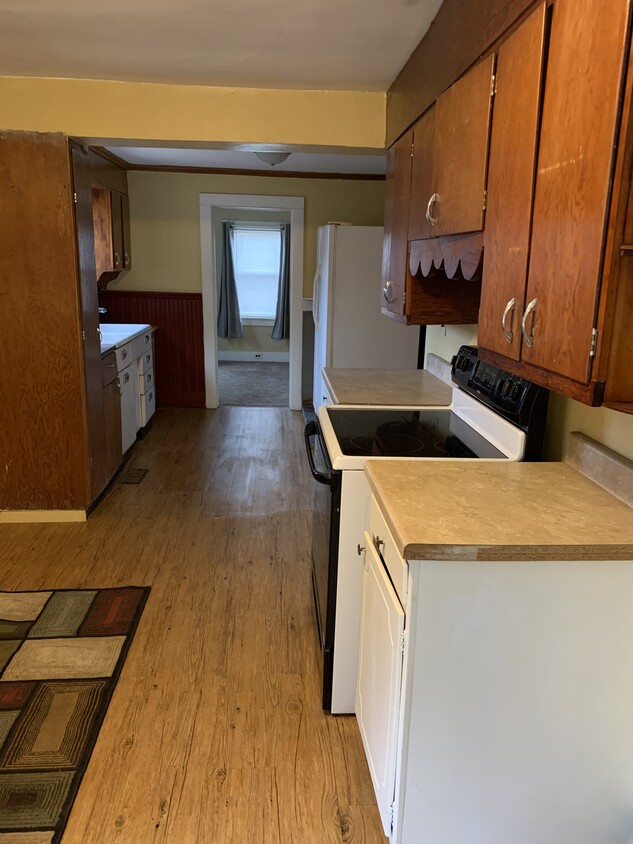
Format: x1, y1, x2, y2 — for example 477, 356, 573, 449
149, 391, 154, 401
121, 349, 127, 359
145, 354, 151, 364
501, 297, 516, 344
357, 544, 365, 556
124, 252, 130, 267
146, 374, 151, 383
521, 298, 538, 348
144, 335, 150, 344
425, 193, 439, 226
383, 280, 394, 303
114, 252, 121, 267
123, 372, 130, 383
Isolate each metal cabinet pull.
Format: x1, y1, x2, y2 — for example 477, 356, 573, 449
114, 252, 121, 267
521, 298, 538, 348
383, 280, 394, 303
425, 193, 439, 226
501, 297, 516, 343
124, 252, 130, 267
144, 335, 150, 344
121, 349, 127, 359
123, 372, 130, 383
357, 544, 365, 556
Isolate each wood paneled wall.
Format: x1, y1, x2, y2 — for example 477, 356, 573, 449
0, 132, 92, 510
98, 291, 205, 408
386, 0, 539, 146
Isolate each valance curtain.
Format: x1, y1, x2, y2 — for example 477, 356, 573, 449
217, 222, 243, 339
272, 223, 290, 340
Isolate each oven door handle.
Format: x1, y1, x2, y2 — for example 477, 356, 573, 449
304, 420, 332, 486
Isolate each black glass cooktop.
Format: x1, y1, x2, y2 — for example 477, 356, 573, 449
326, 408, 507, 460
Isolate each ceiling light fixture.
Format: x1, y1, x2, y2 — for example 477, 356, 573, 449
254, 151, 291, 166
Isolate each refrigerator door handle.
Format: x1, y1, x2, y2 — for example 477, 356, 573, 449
313, 268, 320, 325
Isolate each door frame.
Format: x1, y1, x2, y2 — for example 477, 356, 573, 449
199, 193, 305, 409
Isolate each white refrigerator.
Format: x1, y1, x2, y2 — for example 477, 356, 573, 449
312, 224, 420, 410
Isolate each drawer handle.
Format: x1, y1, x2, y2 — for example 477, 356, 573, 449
121, 349, 128, 359
383, 280, 393, 303
146, 374, 151, 383
123, 373, 129, 383
373, 536, 385, 552
145, 335, 150, 344
124, 252, 130, 267
357, 544, 365, 556
114, 252, 121, 267
149, 391, 154, 401
107, 362, 115, 368
145, 354, 151, 364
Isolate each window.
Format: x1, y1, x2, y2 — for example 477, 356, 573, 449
232, 226, 281, 320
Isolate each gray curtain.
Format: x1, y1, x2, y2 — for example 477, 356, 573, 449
217, 222, 243, 338
272, 223, 290, 340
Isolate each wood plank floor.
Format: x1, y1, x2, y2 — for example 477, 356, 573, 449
0, 407, 386, 843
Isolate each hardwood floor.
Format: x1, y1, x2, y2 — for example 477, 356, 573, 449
0, 407, 385, 843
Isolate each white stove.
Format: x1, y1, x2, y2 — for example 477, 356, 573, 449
305, 346, 550, 712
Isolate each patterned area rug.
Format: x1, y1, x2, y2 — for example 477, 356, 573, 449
0, 587, 150, 843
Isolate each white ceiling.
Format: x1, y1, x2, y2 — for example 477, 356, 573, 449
0, 0, 443, 91
105, 146, 387, 174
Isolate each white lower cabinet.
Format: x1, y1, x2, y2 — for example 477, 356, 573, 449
118, 363, 137, 454
357, 493, 633, 844
356, 531, 405, 838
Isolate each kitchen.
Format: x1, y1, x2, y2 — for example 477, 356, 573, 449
5, 0, 631, 841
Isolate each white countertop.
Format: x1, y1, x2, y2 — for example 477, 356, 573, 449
100, 323, 151, 354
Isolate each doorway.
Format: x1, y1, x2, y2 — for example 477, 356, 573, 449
199, 193, 304, 410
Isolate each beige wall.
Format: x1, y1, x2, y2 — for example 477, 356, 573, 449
426, 325, 633, 463
113, 170, 385, 300
0, 77, 385, 149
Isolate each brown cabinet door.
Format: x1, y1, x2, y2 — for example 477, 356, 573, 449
121, 192, 132, 271
432, 54, 495, 237
103, 379, 122, 484
521, 0, 630, 382
381, 129, 413, 320
408, 106, 436, 241
478, 4, 548, 361
92, 186, 114, 277
110, 190, 124, 273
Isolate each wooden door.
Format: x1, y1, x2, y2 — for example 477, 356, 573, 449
522, 0, 630, 381
432, 54, 495, 236
478, 4, 548, 360
103, 378, 122, 482
408, 106, 436, 241
381, 129, 413, 321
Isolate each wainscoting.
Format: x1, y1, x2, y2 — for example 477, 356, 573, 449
99, 290, 205, 407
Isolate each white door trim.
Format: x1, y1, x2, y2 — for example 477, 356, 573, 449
199, 193, 305, 409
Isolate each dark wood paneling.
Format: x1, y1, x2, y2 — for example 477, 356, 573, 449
387, 0, 538, 146
408, 107, 436, 241
99, 291, 205, 408
0, 132, 91, 509
432, 55, 495, 236
478, 3, 548, 361
522, 0, 630, 382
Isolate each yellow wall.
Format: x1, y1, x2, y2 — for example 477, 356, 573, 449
114, 170, 386, 300
426, 325, 633, 463
0, 77, 385, 149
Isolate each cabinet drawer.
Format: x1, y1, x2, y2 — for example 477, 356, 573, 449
138, 367, 154, 394
137, 348, 153, 375
115, 341, 132, 372
131, 329, 152, 361
369, 497, 408, 606
138, 386, 156, 427
101, 351, 118, 387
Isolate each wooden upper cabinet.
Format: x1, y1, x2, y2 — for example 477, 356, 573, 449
478, 3, 548, 361
91, 187, 132, 283
121, 193, 132, 271
430, 54, 495, 237
408, 106, 436, 241
381, 128, 413, 321
522, 0, 630, 383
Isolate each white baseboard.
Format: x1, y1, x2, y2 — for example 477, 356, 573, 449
217, 351, 290, 363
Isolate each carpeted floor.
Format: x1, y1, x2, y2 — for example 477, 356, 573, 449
0, 587, 149, 843
218, 361, 289, 407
